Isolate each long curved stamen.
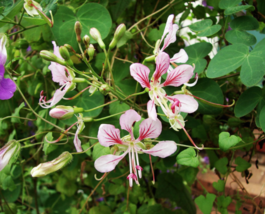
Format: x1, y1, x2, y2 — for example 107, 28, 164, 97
176, 120, 204, 150
94, 173, 107, 181
184, 73, 198, 87
135, 151, 142, 178
128, 145, 133, 187
149, 154, 155, 185
189, 94, 235, 108
131, 147, 139, 183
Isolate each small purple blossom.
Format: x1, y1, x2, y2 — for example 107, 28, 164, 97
202, 156, 210, 164
96, 197, 104, 202
26, 46, 32, 52
202, 0, 214, 10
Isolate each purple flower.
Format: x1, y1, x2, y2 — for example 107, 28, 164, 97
27, 46, 32, 52
0, 35, 16, 100
96, 197, 104, 202
202, 0, 214, 10
203, 156, 210, 164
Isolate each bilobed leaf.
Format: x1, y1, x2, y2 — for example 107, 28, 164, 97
77, 91, 104, 118
176, 148, 200, 168
52, 4, 112, 50
207, 44, 249, 78
155, 173, 196, 214
225, 30, 256, 46
230, 16, 259, 31
185, 42, 212, 74
218, 132, 242, 151
217, 195, 232, 209
213, 179, 225, 192
215, 157, 228, 174
197, 24, 222, 37
195, 193, 216, 214
235, 157, 251, 172
109, 101, 130, 119
224, 5, 254, 15
189, 19, 212, 32
219, 0, 242, 9
234, 87, 262, 117
189, 78, 224, 115
240, 38, 265, 86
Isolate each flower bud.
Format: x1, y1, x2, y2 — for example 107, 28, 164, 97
153, 39, 161, 55
83, 35, 90, 48
31, 151, 73, 177
99, 84, 110, 95
75, 21, 82, 43
40, 50, 66, 65
90, 28, 105, 49
109, 24, 126, 50
114, 24, 126, 41
0, 141, 20, 171
59, 46, 73, 66
87, 44, 95, 61
49, 105, 75, 120
0, 34, 7, 65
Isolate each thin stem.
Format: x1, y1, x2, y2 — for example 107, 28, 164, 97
103, 49, 116, 91
78, 173, 109, 214
84, 99, 118, 112
93, 111, 126, 122
128, 0, 175, 31
8, 25, 40, 37
124, 90, 147, 100
18, 8, 25, 25
0, 116, 35, 122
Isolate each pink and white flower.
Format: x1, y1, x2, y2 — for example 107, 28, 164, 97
39, 41, 75, 108
94, 109, 177, 187
154, 14, 188, 64
130, 52, 198, 121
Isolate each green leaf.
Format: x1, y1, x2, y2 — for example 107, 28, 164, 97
138, 204, 175, 214
36, 109, 57, 130
225, 30, 256, 46
52, 4, 112, 50
219, 0, 242, 9
43, 132, 58, 155
235, 157, 251, 172
108, 183, 126, 195
10, 165, 22, 179
195, 193, 216, 214
92, 143, 110, 161
0, 0, 23, 28
197, 24, 222, 37
240, 38, 265, 86
11, 102, 25, 123
176, 148, 200, 168
224, 5, 255, 15
77, 91, 104, 118
189, 78, 224, 115
155, 173, 196, 214
259, 105, 265, 132
206, 44, 249, 78
213, 179, 225, 192
89, 205, 111, 214
56, 175, 77, 197
215, 157, 228, 174
117, 31, 133, 48
230, 16, 259, 31
189, 19, 213, 32
184, 42, 212, 74
178, 166, 199, 185
2, 175, 16, 191
109, 101, 130, 118
234, 87, 262, 117
82, 143, 92, 156
2, 183, 21, 202
219, 132, 242, 151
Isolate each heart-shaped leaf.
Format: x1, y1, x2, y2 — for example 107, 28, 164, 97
195, 193, 216, 214
213, 179, 225, 192
176, 148, 200, 168
215, 157, 228, 174
219, 132, 242, 151
235, 157, 251, 172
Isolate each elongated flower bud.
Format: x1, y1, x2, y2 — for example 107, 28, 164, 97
75, 21, 82, 43
59, 46, 73, 66
90, 28, 105, 49
0, 141, 20, 171
49, 106, 74, 120
83, 35, 90, 48
40, 50, 66, 65
31, 151, 73, 177
109, 24, 126, 50
87, 44, 95, 61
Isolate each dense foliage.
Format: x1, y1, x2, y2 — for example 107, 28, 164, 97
0, 0, 265, 213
